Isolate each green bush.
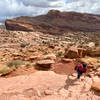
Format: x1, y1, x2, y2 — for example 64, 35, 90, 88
20, 42, 30, 48
96, 57, 100, 60
7, 60, 25, 68
42, 41, 49, 45
43, 51, 48, 55
25, 62, 32, 68
56, 52, 63, 57
0, 67, 10, 74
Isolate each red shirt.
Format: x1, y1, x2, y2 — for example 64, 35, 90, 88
77, 64, 87, 72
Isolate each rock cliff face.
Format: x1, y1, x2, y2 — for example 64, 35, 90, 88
5, 10, 100, 34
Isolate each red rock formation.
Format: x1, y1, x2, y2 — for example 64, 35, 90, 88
5, 10, 100, 34
5, 20, 34, 31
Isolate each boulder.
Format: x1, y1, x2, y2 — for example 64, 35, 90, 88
29, 56, 39, 60
64, 46, 79, 59
61, 58, 73, 63
92, 76, 100, 82
12, 53, 26, 60
44, 89, 54, 95
12, 52, 23, 57
64, 46, 99, 58
97, 71, 100, 77
93, 47, 100, 56
86, 47, 100, 57
28, 48, 36, 52
97, 68, 100, 72
78, 48, 87, 57
80, 57, 100, 68
36, 60, 55, 68
88, 42, 95, 47
42, 54, 56, 60
86, 42, 95, 48
91, 82, 100, 92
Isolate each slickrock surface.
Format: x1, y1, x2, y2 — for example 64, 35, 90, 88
92, 82, 100, 92
0, 71, 100, 100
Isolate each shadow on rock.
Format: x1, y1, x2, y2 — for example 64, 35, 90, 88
90, 89, 100, 96
64, 75, 78, 90
35, 65, 51, 71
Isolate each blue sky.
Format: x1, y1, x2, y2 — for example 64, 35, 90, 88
0, 0, 100, 22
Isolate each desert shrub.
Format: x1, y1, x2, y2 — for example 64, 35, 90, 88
42, 41, 49, 45
61, 44, 64, 48
96, 57, 100, 60
25, 62, 32, 68
56, 52, 63, 57
11, 40, 14, 43
80, 41, 85, 45
20, 42, 30, 48
43, 51, 48, 55
95, 42, 99, 46
56, 37, 59, 40
0, 67, 9, 74
42, 41, 46, 44
7, 60, 25, 68
4, 38, 8, 40
32, 38, 36, 41
19, 49, 23, 52
20, 43, 27, 48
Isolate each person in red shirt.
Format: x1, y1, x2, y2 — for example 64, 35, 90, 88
75, 63, 87, 79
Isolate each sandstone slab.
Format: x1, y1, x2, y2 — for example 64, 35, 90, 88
36, 60, 55, 68
64, 46, 79, 59
91, 82, 100, 92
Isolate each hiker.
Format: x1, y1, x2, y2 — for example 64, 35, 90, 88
75, 63, 87, 79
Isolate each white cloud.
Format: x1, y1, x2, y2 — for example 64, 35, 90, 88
65, 0, 100, 14
0, 0, 100, 21
21, 0, 65, 8
0, 0, 66, 21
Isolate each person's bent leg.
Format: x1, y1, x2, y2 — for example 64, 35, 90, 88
77, 71, 81, 79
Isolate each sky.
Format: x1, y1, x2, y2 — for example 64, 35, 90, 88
0, 0, 100, 22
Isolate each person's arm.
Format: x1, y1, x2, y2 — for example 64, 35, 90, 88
74, 66, 77, 70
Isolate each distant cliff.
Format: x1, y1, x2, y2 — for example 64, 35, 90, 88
5, 10, 100, 34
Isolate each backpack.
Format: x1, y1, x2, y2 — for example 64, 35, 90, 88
82, 63, 87, 72
83, 63, 87, 68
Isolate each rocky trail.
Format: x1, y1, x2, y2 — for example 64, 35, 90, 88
0, 71, 100, 100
